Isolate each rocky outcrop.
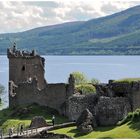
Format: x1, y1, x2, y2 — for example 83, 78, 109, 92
77, 124, 93, 134
76, 109, 97, 133
30, 116, 47, 128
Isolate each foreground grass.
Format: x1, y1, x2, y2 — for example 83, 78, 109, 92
52, 122, 140, 138
0, 104, 68, 130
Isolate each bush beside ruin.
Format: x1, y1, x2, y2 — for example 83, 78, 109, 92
76, 84, 96, 95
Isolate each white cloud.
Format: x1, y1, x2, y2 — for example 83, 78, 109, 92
0, 0, 140, 33
101, 1, 140, 15
0, 1, 48, 33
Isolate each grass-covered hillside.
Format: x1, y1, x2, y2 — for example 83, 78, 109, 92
52, 109, 140, 138
0, 104, 68, 131
1, 5, 140, 55
0, 103, 140, 138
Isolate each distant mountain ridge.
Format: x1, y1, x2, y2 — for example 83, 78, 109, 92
1, 5, 140, 55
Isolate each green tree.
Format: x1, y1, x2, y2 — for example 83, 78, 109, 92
71, 72, 88, 85
91, 78, 100, 85
71, 72, 98, 94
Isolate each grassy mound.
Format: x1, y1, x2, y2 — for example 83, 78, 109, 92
0, 104, 68, 130
114, 78, 140, 83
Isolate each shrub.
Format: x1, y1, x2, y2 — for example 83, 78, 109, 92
132, 110, 140, 122
118, 112, 133, 125
76, 84, 96, 95
71, 72, 88, 85
127, 112, 133, 119
119, 109, 140, 125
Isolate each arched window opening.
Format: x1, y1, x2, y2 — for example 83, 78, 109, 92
22, 65, 25, 71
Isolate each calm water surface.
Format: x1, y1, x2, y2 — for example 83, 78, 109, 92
1, 55, 140, 108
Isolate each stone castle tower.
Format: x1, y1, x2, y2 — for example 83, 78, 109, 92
7, 43, 74, 112
7, 43, 46, 90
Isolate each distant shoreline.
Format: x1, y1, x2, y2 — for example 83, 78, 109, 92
0, 54, 140, 56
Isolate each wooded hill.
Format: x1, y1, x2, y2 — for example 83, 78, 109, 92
1, 5, 140, 55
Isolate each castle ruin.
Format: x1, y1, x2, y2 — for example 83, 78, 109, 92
7, 44, 140, 126
7, 44, 74, 115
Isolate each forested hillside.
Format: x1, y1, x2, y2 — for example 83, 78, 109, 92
1, 5, 140, 55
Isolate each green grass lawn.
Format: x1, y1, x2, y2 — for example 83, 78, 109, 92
1, 103, 140, 138
0, 104, 68, 131
52, 122, 140, 138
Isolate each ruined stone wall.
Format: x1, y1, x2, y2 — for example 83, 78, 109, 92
109, 81, 140, 111
110, 82, 132, 95
14, 81, 39, 106
95, 96, 131, 126
39, 84, 68, 112
67, 94, 98, 121
11, 79, 73, 115
131, 91, 140, 110
67, 95, 88, 121
14, 83, 65, 110
67, 94, 132, 126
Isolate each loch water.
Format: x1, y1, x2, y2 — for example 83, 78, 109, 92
1, 55, 140, 108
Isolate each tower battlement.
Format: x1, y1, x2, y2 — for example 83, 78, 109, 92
7, 43, 37, 58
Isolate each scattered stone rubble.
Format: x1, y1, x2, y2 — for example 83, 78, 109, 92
30, 116, 47, 128
76, 109, 97, 133
33, 130, 72, 139
12, 131, 72, 139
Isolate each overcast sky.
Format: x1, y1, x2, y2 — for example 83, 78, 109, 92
0, 0, 140, 33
